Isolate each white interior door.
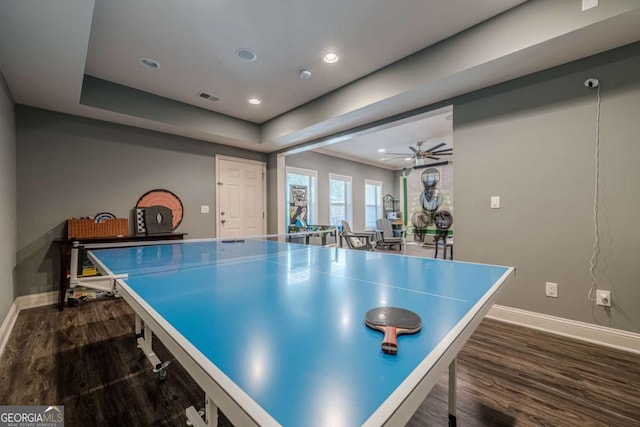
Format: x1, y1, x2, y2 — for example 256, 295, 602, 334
216, 156, 266, 238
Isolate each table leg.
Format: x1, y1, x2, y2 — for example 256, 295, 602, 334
135, 315, 170, 381
449, 357, 457, 426
58, 242, 71, 311
186, 394, 218, 427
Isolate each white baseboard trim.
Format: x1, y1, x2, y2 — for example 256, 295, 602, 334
0, 291, 57, 358
488, 304, 640, 355
15, 290, 58, 311
0, 300, 19, 360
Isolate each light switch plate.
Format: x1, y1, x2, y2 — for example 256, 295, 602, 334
201, 205, 210, 214
490, 196, 500, 209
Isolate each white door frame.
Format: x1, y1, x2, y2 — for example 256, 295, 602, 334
214, 155, 267, 238
276, 154, 286, 235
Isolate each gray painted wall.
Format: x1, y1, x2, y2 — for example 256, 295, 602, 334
0, 75, 16, 321
16, 107, 266, 296
9, 42, 640, 336
285, 151, 396, 231
453, 42, 640, 333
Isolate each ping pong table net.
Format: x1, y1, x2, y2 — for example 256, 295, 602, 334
87, 230, 339, 277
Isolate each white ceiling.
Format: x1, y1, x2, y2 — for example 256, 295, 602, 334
84, 0, 523, 123
1, 0, 640, 169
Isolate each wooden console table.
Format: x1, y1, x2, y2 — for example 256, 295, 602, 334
54, 233, 187, 310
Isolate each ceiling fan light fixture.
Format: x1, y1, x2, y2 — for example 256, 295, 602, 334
248, 98, 261, 105
415, 157, 428, 167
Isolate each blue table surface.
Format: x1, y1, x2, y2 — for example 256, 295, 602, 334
90, 239, 512, 427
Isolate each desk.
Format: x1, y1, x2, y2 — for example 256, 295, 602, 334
88, 237, 513, 426
54, 233, 186, 310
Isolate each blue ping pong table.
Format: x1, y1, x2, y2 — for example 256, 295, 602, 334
87, 238, 514, 427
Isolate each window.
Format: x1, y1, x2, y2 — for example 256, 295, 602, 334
286, 167, 317, 227
364, 180, 382, 229
329, 174, 352, 226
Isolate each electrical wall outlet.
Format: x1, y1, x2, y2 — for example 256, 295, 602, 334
596, 290, 611, 307
545, 282, 558, 298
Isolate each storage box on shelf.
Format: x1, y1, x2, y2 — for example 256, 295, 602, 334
67, 218, 129, 238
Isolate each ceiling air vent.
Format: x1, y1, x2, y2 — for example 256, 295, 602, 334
197, 92, 220, 102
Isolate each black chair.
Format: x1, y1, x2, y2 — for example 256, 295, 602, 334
433, 210, 453, 260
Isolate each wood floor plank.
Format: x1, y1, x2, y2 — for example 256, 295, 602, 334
1, 299, 638, 426
406, 318, 640, 427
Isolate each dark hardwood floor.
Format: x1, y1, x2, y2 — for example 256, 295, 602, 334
1, 298, 638, 426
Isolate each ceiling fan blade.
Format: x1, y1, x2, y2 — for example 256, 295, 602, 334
424, 142, 446, 152
385, 152, 413, 156
409, 146, 419, 154
431, 148, 452, 154
431, 151, 452, 156
414, 160, 451, 169
427, 156, 440, 160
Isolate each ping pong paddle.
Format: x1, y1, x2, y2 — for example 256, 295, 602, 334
365, 307, 422, 355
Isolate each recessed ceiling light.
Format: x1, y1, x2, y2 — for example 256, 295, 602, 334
323, 52, 339, 64
377, 149, 386, 153
248, 98, 261, 105
236, 48, 257, 62
139, 58, 160, 69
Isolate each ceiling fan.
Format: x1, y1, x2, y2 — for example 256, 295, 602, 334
387, 141, 452, 169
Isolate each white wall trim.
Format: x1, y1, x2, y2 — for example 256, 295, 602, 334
0, 291, 57, 358
15, 290, 58, 310
0, 300, 19, 360
488, 304, 640, 355
276, 154, 286, 235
